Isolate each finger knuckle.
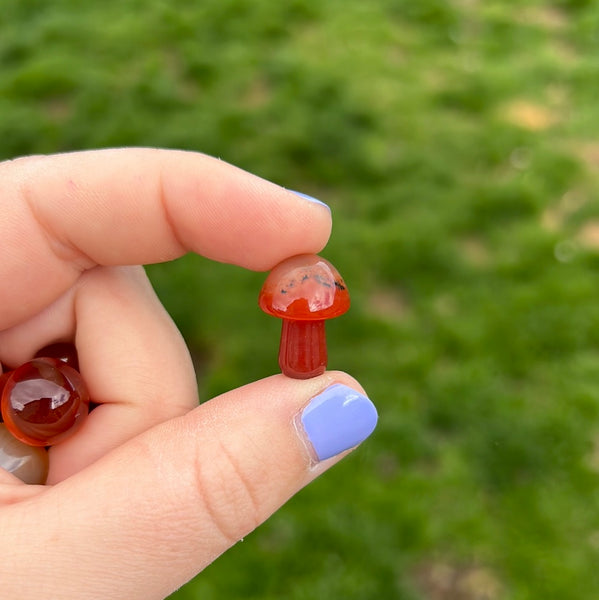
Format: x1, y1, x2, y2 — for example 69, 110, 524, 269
193, 437, 264, 545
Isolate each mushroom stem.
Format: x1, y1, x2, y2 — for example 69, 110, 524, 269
279, 319, 327, 379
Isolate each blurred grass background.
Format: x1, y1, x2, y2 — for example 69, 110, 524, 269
3, 0, 599, 598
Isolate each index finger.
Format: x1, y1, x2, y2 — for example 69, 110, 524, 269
0, 148, 332, 328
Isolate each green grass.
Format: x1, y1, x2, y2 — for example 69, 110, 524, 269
3, 0, 599, 597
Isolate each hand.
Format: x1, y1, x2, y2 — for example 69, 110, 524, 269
0, 149, 377, 600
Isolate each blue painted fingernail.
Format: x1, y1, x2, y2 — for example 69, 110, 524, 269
300, 384, 378, 461
291, 190, 331, 211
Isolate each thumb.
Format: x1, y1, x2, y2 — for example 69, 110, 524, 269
4, 373, 377, 600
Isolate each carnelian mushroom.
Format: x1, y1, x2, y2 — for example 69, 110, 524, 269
259, 254, 350, 379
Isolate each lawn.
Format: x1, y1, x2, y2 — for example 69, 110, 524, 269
3, 0, 599, 598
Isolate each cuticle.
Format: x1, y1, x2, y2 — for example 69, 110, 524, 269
293, 411, 321, 468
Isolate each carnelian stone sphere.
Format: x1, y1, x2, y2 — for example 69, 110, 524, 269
35, 342, 79, 370
1, 358, 90, 447
0, 371, 11, 421
259, 254, 350, 320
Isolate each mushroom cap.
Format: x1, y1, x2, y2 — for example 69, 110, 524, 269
259, 254, 350, 320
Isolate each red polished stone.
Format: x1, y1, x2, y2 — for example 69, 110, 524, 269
35, 342, 79, 370
0, 371, 10, 423
1, 358, 90, 446
259, 254, 350, 379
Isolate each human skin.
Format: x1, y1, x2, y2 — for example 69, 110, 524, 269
0, 149, 376, 600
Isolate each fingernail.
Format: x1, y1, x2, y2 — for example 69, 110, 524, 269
299, 384, 378, 461
291, 190, 331, 212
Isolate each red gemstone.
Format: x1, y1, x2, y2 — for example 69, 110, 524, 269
1, 358, 90, 446
259, 254, 350, 379
35, 342, 79, 370
0, 371, 10, 423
